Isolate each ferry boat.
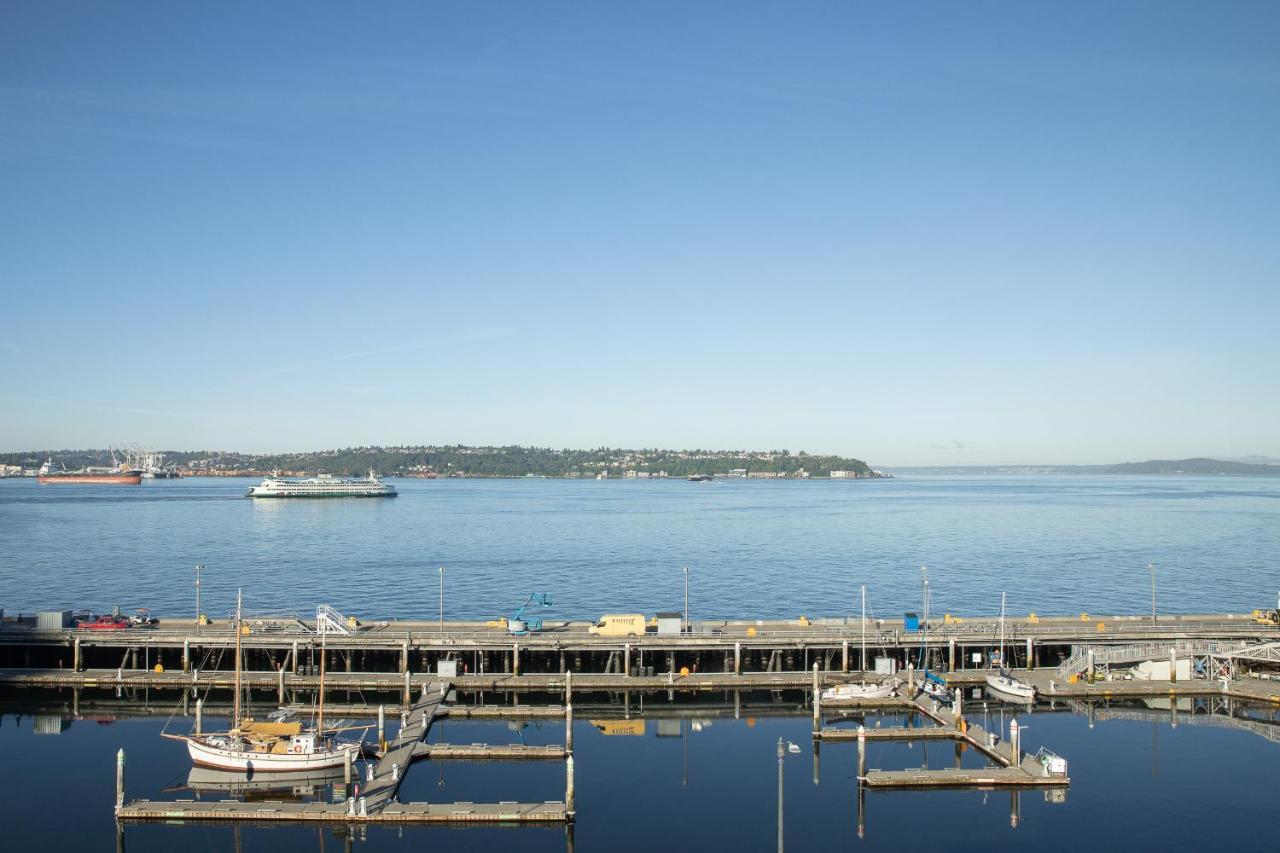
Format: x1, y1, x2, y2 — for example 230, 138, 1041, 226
245, 470, 396, 499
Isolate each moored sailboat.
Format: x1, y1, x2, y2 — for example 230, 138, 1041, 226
164, 591, 366, 771
985, 591, 1037, 701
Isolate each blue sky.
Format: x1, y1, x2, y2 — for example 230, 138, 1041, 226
2, 2, 1277, 464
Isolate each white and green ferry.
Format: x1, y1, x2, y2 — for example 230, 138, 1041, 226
245, 470, 397, 499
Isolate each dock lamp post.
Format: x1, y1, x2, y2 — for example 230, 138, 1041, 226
194, 564, 203, 632
1148, 563, 1157, 625
777, 738, 799, 853
683, 566, 689, 634
439, 566, 445, 633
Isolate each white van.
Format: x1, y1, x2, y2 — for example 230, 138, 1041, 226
588, 614, 647, 637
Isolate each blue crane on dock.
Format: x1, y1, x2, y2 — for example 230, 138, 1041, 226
508, 593, 552, 636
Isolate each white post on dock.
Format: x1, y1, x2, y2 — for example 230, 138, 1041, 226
115, 748, 125, 815
344, 745, 352, 787
842, 640, 849, 673
1026, 636, 1033, 670
277, 664, 285, 703
905, 662, 914, 695
1009, 718, 1020, 767
291, 640, 298, 674
513, 642, 520, 677
401, 640, 409, 674
565, 669, 573, 704
1169, 647, 1177, 684
624, 643, 631, 677
565, 694, 574, 753
73, 636, 81, 672
734, 641, 741, 676
1086, 648, 1095, 681
195, 697, 203, 735
948, 637, 956, 672
812, 663, 821, 731
404, 669, 411, 704
857, 725, 866, 778
953, 684, 963, 725
377, 704, 386, 751
182, 638, 189, 673
565, 753, 576, 819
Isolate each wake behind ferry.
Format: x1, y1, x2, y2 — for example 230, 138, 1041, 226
246, 470, 396, 499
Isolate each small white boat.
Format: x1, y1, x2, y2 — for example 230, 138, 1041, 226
821, 678, 900, 701
919, 677, 952, 703
985, 591, 1037, 701
985, 669, 1037, 701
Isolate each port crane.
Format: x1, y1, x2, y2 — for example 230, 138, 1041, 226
508, 593, 552, 636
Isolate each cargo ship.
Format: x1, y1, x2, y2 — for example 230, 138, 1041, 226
246, 470, 396, 498
36, 458, 141, 485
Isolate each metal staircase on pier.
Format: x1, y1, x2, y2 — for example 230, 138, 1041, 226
315, 604, 353, 636
1055, 640, 1255, 680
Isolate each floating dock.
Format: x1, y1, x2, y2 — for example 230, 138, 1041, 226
115, 678, 579, 825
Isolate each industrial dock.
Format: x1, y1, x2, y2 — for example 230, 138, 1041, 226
2, 605, 1279, 830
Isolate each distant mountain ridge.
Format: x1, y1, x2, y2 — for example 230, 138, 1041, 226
885, 457, 1280, 476
1105, 458, 1280, 475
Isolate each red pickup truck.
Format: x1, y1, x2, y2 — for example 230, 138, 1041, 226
76, 615, 132, 631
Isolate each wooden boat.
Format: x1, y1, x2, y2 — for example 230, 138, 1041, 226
164, 591, 366, 771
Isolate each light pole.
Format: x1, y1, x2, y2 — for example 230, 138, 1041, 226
683, 566, 689, 634
776, 737, 798, 853
439, 566, 445, 633
194, 564, 203, 632
777, 737, 784, 853
1148, 563, 1157, 625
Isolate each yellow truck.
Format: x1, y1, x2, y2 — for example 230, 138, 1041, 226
588, 614, 647, 637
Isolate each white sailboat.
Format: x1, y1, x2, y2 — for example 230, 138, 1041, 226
821, 677, 902, 701
985, 591, 1037, 701
165, 591, 365, 772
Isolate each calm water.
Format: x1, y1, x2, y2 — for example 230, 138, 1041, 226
2, 475, 1278, 620
2, 690, 1277, 852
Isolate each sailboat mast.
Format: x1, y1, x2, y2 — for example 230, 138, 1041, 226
999, 591, 1007, 669
921, 565, 929, 670
860, 584, 866, 675
232, 589, 243, 728
318, 628, 326, 734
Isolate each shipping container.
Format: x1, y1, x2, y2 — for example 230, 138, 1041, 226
36, 610, 72, 630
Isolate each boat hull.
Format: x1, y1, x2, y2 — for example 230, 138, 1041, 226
985, 674, 1037, 700
246, 491, 396, 498
38, 474, 141, 484
821, 679, 899, 701
185, 737, 358, 772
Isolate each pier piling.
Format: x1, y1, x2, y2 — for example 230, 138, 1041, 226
565, 696, 574, 753
565, 754, 576, 819
115, 748, 125, 815
195, 697, 202, 735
